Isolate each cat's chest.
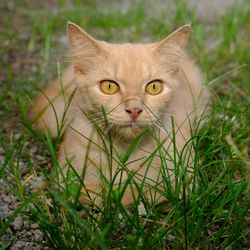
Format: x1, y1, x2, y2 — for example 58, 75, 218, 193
70, 117, 169, 183
93, 138, 163, 180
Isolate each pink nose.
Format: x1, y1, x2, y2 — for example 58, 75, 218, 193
125, 107, 143, 120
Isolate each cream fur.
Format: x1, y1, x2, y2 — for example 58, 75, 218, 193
30, 22, 209, 205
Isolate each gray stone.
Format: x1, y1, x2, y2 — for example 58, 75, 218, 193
30, 223, 39, 229
23, 220, 29, 228
12, 216, 23, 230
33, 229, 43, 241
28, 175, 45, 191
14, 241, 25, 248
27, 231, 32, 236
10, 246, 19, 250
0, 204, 10, 218
2, 195, 13, 204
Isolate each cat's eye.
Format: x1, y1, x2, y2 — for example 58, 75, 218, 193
100, 80, 120, 95
145, 80, 163, 95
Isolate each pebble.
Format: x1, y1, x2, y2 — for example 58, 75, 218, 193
12, 216, 23, 230
36, 155, 46, 161
23, 220, 29, 228
10, 246, 19, 250
19, 161, 29, 175
33, 229, 43, 241
0, 147, 4, 154
2, 195, 13, 204
30, 223, 39, 229
28, 175, 45, 191
14, 241, 25, 248
0, 204, 10, 219
27, 231, 32, 236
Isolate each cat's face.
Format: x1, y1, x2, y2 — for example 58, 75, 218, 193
68, 22, 190, 140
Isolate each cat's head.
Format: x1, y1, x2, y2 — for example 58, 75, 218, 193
67, 22, 191, 140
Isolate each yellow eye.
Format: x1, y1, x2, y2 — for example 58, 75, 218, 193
100, 80, 120, 95
145, 81, 163, 95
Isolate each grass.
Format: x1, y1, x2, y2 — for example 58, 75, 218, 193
0, 0, 249, 249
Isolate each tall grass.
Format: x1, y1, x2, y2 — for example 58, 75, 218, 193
1, 91, 248, 249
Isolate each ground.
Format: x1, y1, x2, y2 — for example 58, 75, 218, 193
0, 0, 249, 249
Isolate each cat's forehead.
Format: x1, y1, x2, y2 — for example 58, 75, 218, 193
101, 43, 161, 81
105, 43, 154, 61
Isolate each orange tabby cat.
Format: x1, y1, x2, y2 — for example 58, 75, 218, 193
30, 22, 209, 206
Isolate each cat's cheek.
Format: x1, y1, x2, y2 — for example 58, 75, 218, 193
144, 90, 171, 107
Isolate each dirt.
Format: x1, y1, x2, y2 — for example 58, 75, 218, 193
0, 176, 49, 249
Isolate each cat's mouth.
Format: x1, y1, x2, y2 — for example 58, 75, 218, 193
109, 120, 150, 140
107, 118, 148, 138
119, 121, 145, 134
122, 121, 139, 128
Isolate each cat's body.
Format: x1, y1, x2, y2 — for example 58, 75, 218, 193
30, 22, 209, 205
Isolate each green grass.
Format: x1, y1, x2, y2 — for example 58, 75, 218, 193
0, 0, 249, 249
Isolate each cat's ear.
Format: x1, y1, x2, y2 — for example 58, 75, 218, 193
158, 23, 191, 49
67, 22, 103, 74
67, 21, 101, 50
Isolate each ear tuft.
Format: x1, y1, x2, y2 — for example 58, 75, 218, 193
67, 22, 81, 37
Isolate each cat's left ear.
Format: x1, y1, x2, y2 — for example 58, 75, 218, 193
157, 23, 191, 49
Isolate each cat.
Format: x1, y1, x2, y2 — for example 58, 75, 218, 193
30, 22, 209, 206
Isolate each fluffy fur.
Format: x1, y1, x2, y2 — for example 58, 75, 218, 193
30, 22, 209, 205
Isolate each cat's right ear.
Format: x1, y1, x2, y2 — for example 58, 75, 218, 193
67, 22, 102, 73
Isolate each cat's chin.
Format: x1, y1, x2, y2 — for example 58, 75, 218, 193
122, 126, 142, 138
112, 121, 145, 140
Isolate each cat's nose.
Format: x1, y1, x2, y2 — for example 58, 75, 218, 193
125, 107, 143, 120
